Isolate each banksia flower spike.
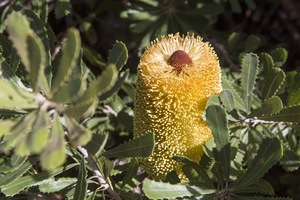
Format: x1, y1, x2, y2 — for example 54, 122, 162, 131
134, 33, 221, 181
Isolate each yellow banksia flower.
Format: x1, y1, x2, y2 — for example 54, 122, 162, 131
134, 33, 221, 181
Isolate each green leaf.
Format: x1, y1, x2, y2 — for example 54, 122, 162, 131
84, 132, 108, 157
229, 0, 242, 13
205, 95, 220, 108
26, 110, 49, 154
107, 41, 128, 71
262, 68, 285, 101
143, 179, 215, 199
76, 64, 118, 104
220, 90, 235, 112
173, 156, 214, 188
54, 0, 71, 19
0, 156, 38, 186
280, 148, 300, 171
287, 87, 300, 106
270, 48, 288, 68
6, 12, 32, 69
245, 35, 261, 52
234, 179, 274, 195
259, 105, 300, 122
120, 158, 139, 188
248, 96, 283, 118
102, 133, 154, 158
38, 178, 77, 193
64, 98, 99, 120
206, 105, 230, 183
51, 76, 84, 103
241, 53, 259, 113
74, 158, 87, 200
0, 79, 36, 110
0, 163, 77, 196
65, 115, 92, 147
222, 77, 246, 112
260, 53, 274, 74
230, 137, 283, 190
40, 114, 66, 171
51, 28, 81, 92
235, 196, 292, 200
0, 119, 15, 138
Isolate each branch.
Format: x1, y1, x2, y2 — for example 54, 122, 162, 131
77, 146, 122, 200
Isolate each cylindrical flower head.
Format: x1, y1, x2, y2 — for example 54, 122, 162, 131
134, 33, 221, 181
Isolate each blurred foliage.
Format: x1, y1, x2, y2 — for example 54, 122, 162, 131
0, 0, 299, 199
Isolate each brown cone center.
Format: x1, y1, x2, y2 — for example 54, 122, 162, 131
167, 50, 193, 73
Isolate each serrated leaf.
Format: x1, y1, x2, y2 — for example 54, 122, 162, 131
76, 64, 118, 104
259, 105, 300, 122
64, 98, 99, 120
107, 41, 128, 71
173, 156, 214, 188
74, 158, 87, 200
51, 76, 84, 103
6, 12, 32, 69
65, 115, 92, 147
287, 87, 300, 106
40, 114, 66, 171
234, 179, 274, 195
102, 133, 154, 158
241, 53, 259, 113
230, 137, 282, 190
270, 48, 288, 68
235, 196, 292, 200
1, 163, 77, 196
0, 156, 37, 186
222, 77, 246, 112
38, 178, 77, 193
260, 53, 274, 74
220, 90, 235, 112
248, 96, 283, 118
54, 0, 70, 19
84, 132, 108, 157
206, 105, 230, 183
27, 110, 49, 154
0, 78, 36, 110
262, 68, 285, 101
143, 179, 215, 199
51, 28, 81, 92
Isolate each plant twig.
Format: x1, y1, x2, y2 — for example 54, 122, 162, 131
77, 146, 122, 200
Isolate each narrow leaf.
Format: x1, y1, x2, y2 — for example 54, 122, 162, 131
73, 158, 87, 200
248, 96, 283, 118
102, 133, 154, 158
107, 41, 128, 71
206, 105, 230, 183
259, 105, 300, 123
65, 115, 92, 147
262, 68, 285, 101
220, 90, 235, 112
230, 137, 282, 190
51, 28, 81, 92
234, 179, 274, 195
38, 178, 77, 193
121, 158, 139, 188
260, 53, 274, 74
1, 163, 77, 196
40, 114, 66, 171
84, 132, 108, 157
0, 156, 38, 186
241, 53, 259, 113
143, 179, 215, 199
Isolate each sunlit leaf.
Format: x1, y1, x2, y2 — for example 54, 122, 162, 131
51, 28, 81, 92
40, 114, 66, 171
102, 133, 154, 158
38, 178, 77, 193
65, 115, 92, 147
143, 179, 215, 199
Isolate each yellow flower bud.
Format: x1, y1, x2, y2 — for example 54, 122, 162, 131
134, 33, 221, 181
